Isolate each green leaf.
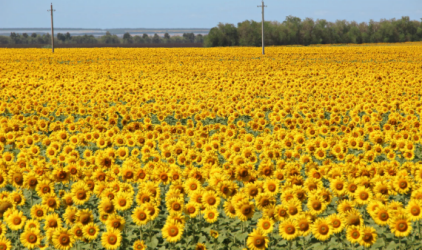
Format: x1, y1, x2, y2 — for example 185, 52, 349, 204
234, 231, 248, 242
372, 238, 385, 248
147, 236, 159, 249
386, 241, 398, 250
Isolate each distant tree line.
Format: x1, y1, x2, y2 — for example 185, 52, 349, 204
0, 31, 204, 45
204, 16, 422, 47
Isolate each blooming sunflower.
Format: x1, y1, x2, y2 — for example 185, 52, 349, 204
6, 209, 27, 230
203, 208, 219, 223
279, 218, 299, 241
131, 206, 151, 226
389, 213, 412, 237
257, 216, 274, 234
52, 228, 75, 250
162, 222, 184, 243
20, 227, 41, 249
101, 228, 122, 250
133, 240, 146, 250
312, 217, 332, 241
83, 222, 100, 241
246, 228, 269, 250
406, 199, 422, 221
358, 226, 377, 248
0, 236, 11, 250
346, 225, 362, 244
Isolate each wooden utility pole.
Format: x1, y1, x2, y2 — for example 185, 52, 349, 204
257, 1, 267, 55
47, 3, 56, 53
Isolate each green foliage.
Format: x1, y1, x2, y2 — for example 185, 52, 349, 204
207, 16, 422, 47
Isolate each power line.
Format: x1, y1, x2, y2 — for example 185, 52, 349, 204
47, 3, 56, 53
257, 1, 267, 55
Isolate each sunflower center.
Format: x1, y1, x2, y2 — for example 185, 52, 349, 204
49, 220, 58, 227
207, 197, 216, 206
286, 225, 295, 234
108, 235, 117, 244
398, 222, 408, 232
208, 212, 215, 219
262, 222, 271, 230
77, 190, 87, 200
138, 212, 147, 220
349, 184, 357, 192
36, 210, 44, 217
332, 219, 341, 228
379, 211, 389, 221
289, 207, 298, 215
359, 192, 369, 200
352, 231, 360, 239
119, 200, 126, 207
319, 225, 329, 235
60, 235, 70, 245
169, 226, 179, 237
363, 233, 373, 242
112, 221, 121, 228
299, 222, 309, 231
279, 209, 287, 217
241, 205, 252, 215
172, 203, 181, 211
13, 217, 21, 225
399, 181, 408, 189
42, 186, 50, 193
80, 214, 90, 224
28, 233, 37, 243
104, 203, 114, 213
253, 236, 265, 247
268, 184, 276, 192
411, 206, 421, 216
336, 183, 343, 190
312, 201, 322, 210
89, 228, 96, 235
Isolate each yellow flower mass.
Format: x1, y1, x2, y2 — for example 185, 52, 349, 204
0, 43, 422, 249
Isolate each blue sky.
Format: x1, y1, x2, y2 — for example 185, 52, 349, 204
1, 0, 422, 28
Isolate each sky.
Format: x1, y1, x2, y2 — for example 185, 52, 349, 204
0, 0, 422, 29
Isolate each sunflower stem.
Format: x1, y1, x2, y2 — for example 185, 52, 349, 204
302, 237, 306, 250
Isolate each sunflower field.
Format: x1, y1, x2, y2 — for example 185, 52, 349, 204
0, 43, 422, 250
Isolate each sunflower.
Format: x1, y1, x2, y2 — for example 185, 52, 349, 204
101, 228, 122, 250
44, 213, 62, 232
195, 243, 207, 250
223, 200, 237, 219
185, 202, 200, 218
263, 178, 279, 195
337, 199, 355, 214
296, 214, 312, 236
256, 216, 274, 234
71, 223, 84, 240
354, 186, 372, 205
393, 176, 412, 194
330, 177, 347, 196
20, 227, 41, 249
6, 209, 27, 230
389, 213, 412, 237
131, 206, 151, 226
406, 199, 422, 221
346, 225, 362, 244
113, 192, 133, 211
210, 229, 219, 239
83, 222, 99, 241
98, 198, 115, 214
236, 201, 255, 221
255, 192, 276, 211
274, 204, 289, 221
246, 228, 269, 250
372, 204, 390, 226
202, 191, 220, 209
344, 208, 363, 227
312, 217, 332, 241
359, 226, 377, 248
71, 182, 91, 206
279, 218, 299, 241
0, 236, 12, 250
63, 206, 78, 226
76, 209, 94, 226
245, 182, 261, 199
162, 221, 184, 243
35, 180, 55, 197
328, 213, 346, 234
52, 228, 75, 250
0, 223, 6, 237
24, 219, 40, 231
133, 240, 146, 250
203, 208, 219, 223
106, 214, 126, 231
307, 195, 327, 216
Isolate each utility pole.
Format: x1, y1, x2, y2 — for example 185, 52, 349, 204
47, 3, 56, 53
257, 1, 267, 55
